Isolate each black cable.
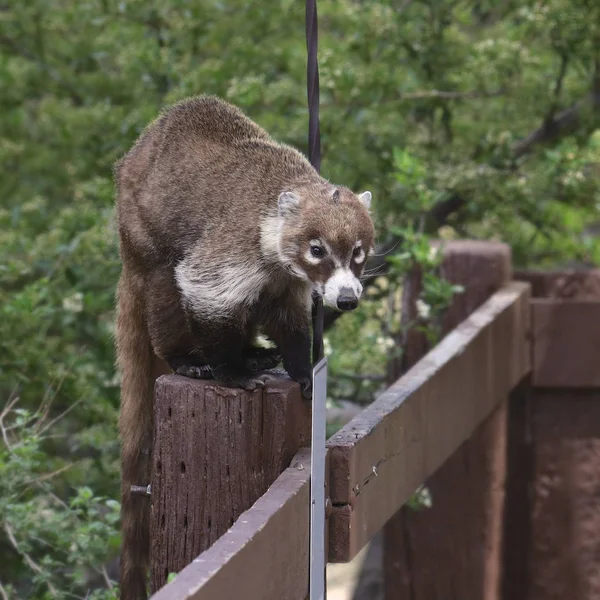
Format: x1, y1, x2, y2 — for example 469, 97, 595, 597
306, 0, 324, 365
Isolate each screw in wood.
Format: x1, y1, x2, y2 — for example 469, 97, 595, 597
130, 484, 151, 497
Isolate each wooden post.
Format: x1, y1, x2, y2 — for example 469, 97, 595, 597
150, 375, 310, 592
383, 240, 512, 600
510, 269, 600, 600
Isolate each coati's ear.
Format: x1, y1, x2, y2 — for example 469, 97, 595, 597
278, 191, 300, 218
358, 191, 372, 210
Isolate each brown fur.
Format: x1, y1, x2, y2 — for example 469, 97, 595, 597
114, 95, 374, 599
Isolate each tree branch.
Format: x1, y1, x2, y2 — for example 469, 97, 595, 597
398, 88, 504, 101
514, 86, 600, 158
323, 81, 600, 332
545, 53, 569, 123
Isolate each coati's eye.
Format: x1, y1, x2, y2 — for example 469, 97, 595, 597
311, 245, 325, 258
352, 245, 365, 264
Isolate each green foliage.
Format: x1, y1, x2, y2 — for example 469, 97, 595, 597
406, 486, 433, 512
0, 398, 118, 599
2, 0, 600, 596
387, 228, 465, 344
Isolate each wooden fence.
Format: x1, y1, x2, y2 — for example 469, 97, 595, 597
145, 240, 600, 600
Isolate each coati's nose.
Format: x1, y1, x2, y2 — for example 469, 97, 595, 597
337, 288, 358, 311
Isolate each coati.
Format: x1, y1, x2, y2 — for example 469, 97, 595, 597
114, 95, 375, 599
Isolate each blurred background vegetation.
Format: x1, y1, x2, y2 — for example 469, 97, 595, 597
1, 0, 599, 597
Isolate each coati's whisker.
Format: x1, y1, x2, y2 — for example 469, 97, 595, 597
369, 240, 402, 257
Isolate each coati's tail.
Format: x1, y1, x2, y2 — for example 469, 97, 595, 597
116, 267, 166, 600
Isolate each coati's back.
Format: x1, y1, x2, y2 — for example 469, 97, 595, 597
158, 95, 272, 146
115, 96, 276, 265
115, 95, 314, 267
116, 95, 274, 199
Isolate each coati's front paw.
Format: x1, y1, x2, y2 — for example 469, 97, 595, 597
243, 347, 281, 372
282, 364, 313, 399
170, 362, 213, 379
210, 364, 267, 392
296, 376, 312, 400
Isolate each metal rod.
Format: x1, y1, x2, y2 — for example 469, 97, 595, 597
310, 357, 328, 600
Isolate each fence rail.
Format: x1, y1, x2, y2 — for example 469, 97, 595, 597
328, 281, 530, 562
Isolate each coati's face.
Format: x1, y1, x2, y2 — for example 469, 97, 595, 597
272, 185, 375, 311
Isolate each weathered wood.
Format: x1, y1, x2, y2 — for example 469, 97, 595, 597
384, 240, 511, 384
512, 270, 600, 599
440, 240, 512, 331
528, 391, 600, 600
532, 299, 600, 388
327, 281, 530, 562
150, 448, 312, 600
380, 240, 518, 600
150, 375, 310, 592
514, 268, 600, 299
501, 377, 533, 600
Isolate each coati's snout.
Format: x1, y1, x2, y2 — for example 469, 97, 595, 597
321, 266, 363, 311
267, 185, 376, 311
336, 288, 359, 311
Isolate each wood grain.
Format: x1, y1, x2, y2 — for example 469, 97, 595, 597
150, 449, 312, 600
513, 270, 600, 599
150, 376, 310, 591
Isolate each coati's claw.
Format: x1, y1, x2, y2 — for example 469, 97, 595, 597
246, 379, 265, 390
174, 364, 213, 379
254, 371, 283, 384
298, 376, 313, 400
210, 365, 261, 392
242, 371, 284, 391
209, 367, 286, 392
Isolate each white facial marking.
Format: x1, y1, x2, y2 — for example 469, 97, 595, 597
304, 239, 323, 265
353, 247, 366, 264
313, 281, 325, 298
304, 249, 320, 265
323, 268, 363, 308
